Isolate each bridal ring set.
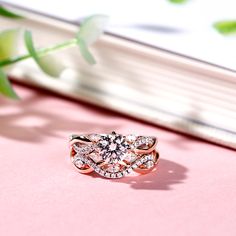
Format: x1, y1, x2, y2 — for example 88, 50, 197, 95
69, 131, 159, 179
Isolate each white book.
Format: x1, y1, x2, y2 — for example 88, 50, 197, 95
1, 4, 236, 149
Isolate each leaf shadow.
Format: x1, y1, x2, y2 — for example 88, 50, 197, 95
0, 91, 120, 142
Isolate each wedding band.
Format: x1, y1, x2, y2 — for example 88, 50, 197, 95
69, 131, 159, 179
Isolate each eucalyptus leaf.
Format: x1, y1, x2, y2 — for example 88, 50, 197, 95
0, 6, 23, 18
0, 28, 20, 61
77, 15, 108, 46
76, 15, 108, 64
77, 38, 96, 64
168, 0, 188, 3
24, 30, 65, 77
0, 68, 19, 99
214, 21, 236, 35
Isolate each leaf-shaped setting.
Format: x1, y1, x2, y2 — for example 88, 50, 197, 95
77, 15, 108, 64
214, 20, 236, 35
0, 68, 19, 99
0, 28, 20, 61
0, 6, 23, 19
24, 30, 65, 77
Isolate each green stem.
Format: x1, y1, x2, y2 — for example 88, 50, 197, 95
0, 38, 78, 67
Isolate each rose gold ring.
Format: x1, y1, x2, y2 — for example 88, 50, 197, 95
69, 131, 159, 179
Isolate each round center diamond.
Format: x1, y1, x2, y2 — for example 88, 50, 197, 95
98, 132, 130, 163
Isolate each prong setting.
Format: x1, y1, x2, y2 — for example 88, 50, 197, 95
69, 132, 159, 178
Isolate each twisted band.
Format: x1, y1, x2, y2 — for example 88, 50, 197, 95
69, 131, 159, 179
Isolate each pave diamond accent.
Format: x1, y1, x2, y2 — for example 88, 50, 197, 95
123, 152, 137, 163
97, 132, 130, 164
70, 133, 158, 178
73, 157, 86, 169
106, 164, 121, 173
134, 136, 155, 149
72, 152, 157, 178
89, 152, 103, 163
73, 143, 94, 155
126, 134, 137, 143
87, 134, 101, 142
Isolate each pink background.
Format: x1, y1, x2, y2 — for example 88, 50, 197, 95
0, 84, 236, 236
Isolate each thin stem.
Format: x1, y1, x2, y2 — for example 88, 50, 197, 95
0, 38, 78, 67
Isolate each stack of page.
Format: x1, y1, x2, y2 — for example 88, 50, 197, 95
1, 4, 236, 149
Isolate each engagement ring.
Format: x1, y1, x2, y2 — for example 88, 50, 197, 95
69, 131, 159, 179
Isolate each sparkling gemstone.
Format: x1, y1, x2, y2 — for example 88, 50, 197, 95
73, 143, 94, 155
87, 134, 101, 142
147, 154, 154, 161
126, 134, 137, 143
136, 160, 142, 166
94, 166, 101, 172
105, 172, 111, 178
97, 132, 130, 163
145, 161, 154, 169
117, 172, 123, 178
123, 152, 137, 163
134, 136, 155, 149
89, 152, 103, 163
106, 164, 121, 173
132, 164, 138, 169
126, 167, 132, 173
74, 159, 84, 168
111, 173, 116, 178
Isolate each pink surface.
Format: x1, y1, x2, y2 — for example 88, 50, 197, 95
0, 85, 236, 236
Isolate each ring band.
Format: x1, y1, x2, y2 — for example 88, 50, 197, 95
69, 131, 159, 179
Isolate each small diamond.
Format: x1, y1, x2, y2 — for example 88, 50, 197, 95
140, 158, 145, 163
117, 172, 123, 178
88, 134, 101, 142
111, 173, 116, 178
145, 161, 154, 169
124, 152, 137, 163
134, 136, 155, 149
136, 160, 142, 166
74, 159, 84, 168
147, 155, 154, 161
107, 164, 121, 173
105, 172, 111, 178
89, 152, 103, 163
126, 134, 137, 143
126, 167, 132, 173
94, 166, 101, 172
132, 164, 138, 169
143, 156, 148, 162
87, 159, 92, 165
73, 143, 94, 155
90, 162, 96, 168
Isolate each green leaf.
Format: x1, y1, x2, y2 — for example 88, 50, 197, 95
0, 28, 20, 61
77, 15, 108, 46
213, 20, 236, 35
77, 15, 108, 64
24, 30, 65, 77
77, 39, 96, 64
0, 6, 23, 19
0, 68, 19, 99
168, 0, 188, 3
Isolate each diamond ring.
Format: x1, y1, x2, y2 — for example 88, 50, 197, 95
69, 131, 159, 179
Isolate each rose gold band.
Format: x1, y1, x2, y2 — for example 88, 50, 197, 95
69, 131, 159, 179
